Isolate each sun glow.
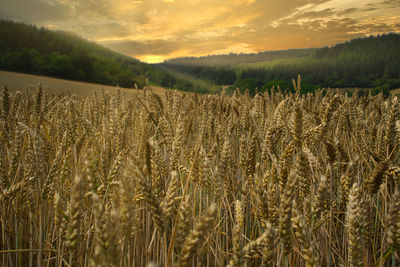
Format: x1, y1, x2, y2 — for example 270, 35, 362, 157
138, 55, 165, 64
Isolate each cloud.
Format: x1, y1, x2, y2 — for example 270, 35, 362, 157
0, 0, 74, 22
0, 0, 399, 62
380, 0, 400, 7
269, 0, 400, 36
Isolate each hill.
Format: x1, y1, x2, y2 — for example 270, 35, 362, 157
164, 48, 314, 67
0, 70, 167, 97
0, 19, 197, 91
160, 34, 400, 94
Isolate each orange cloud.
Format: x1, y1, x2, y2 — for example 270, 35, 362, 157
1, 0, 399, 62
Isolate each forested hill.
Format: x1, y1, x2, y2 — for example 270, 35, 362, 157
164, 48, 314, 66
160, 33, 400, 94
0, 20, 188, 90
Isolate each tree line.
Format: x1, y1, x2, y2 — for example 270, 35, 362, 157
164, 48, 314, 66
161, 63, 236, 85
162, 33, 400, 95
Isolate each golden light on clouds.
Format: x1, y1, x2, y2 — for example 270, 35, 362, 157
1, 0, 399, 62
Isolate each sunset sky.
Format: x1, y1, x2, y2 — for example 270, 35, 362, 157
1, 0, 400, 63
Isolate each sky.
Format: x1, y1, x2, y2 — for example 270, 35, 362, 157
1, 0, 400, 63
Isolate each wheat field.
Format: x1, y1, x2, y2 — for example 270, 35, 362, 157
0, 79, 399, 266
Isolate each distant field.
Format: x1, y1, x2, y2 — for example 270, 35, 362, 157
234, 57, 310, 71
390, 88, 400, 95
0, 70, 167, 96
158, 65, 222, 93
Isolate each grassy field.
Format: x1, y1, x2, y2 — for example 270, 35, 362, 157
0, 70, 167, 96
233, 57, 310, 71
1, 82, 400, 267
157, 66, 222, 93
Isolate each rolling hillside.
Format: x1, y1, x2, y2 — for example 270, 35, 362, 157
0, 70, 167, 96
0, 20, 195, 91
160, 34, 400, 94
164, 48, 314, 67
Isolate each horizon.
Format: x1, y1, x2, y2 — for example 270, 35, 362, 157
1, 0, 400, 63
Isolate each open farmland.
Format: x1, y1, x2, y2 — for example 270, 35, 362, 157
0, 82, 400, 267
0, 70, 166, 96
